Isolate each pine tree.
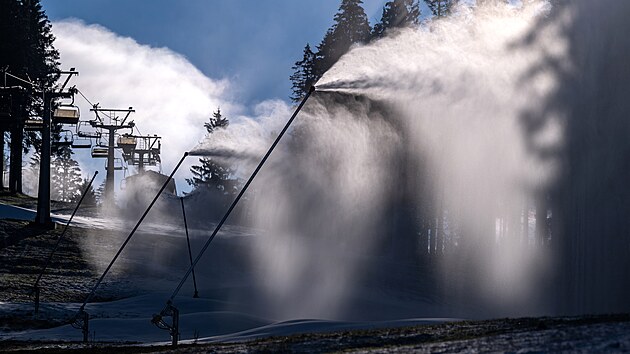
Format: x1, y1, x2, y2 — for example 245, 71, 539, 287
372, 0, 421, 39
203, 107, 229, 134
51, 146, 82, 202
94, 180, 106, 205
187, 108, 234, 192
72, 177, 97, 206
0, 0, 60, 194
22, 150, 40, 196
289, 44, 317, 103
425, 0, 456, 18
314, 0, 371, 78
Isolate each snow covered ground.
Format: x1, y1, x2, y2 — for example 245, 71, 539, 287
0, 202, 454, 345
0, 294, 452, 344
1, 202, 629, 352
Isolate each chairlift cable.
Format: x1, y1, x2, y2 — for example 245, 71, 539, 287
76, 89, 94, 107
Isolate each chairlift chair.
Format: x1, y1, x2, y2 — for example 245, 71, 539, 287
24, 119, 43, 131
105, 157, 125, 171
117, 134, 137, 154
71, 134, 92, 149
91, 145, 109, 158
76, 121, 100, 137
53, 105, 80, 125
77, 130, 101, 139
105, 157, 124, 171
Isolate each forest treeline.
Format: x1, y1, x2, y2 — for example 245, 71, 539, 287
188, 0, 456, 198
0, 0, 93, 204
290, 0, 455, 103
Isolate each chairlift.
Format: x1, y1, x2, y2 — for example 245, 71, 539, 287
91, 145, 108, 158
77, 130, 101, 139
151, 143, 161, 155
53, 105, 80, 125
105, 157, 125, 171
71, 134, 92, 149
76, 121, 101, 139
24, 119, 43, 131
117, 134, 137, 154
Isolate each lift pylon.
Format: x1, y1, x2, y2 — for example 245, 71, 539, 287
89, 106, 135, 204
118, 134, 161, 171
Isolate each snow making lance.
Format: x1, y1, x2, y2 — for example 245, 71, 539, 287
32, 170, 98, 315
180, 197, 199, 298
71, 152, 189, 343
152, 85, 316, 346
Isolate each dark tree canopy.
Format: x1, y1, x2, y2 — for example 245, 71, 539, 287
51, 145, 82, 202
0, 0, 60, 193
316, 0, 371, 76
0, 0, 60, 107
188, 108, 234, 192
289, 0, 372, 101
73, 176, 97, 206
425, 0, 456, 18
372, 0, 421, 39
289, 44, 317, 103
203, 107, 229, 134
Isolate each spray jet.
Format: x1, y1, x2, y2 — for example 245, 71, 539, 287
69, 86, 316, 344
151, 86, 316, 346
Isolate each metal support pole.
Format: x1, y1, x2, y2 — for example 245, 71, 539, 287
105, 127, 115, 204
164, 86, 315, 304
138, 151, 144, 172
34, 285, 39, 315
35, 93, 53, 226
32, 171, 98, 314
171, 305, 179, 346
151, 300, 179, 346
70, 307, 90, 343
82, 311, 89, 343
76, 153, 188, 315
180, 197, 199, 298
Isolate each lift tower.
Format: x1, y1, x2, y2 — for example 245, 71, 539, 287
118, 134, 161, 171
35, 69, 79, 226
89, 106, 135, 204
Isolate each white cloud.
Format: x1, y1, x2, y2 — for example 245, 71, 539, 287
52, 19, 240, 193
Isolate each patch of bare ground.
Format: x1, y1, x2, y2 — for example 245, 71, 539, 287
0, 314, 629, 353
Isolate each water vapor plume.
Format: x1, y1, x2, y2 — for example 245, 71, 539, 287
206, 0, 630, 319
53, 0, 630, 321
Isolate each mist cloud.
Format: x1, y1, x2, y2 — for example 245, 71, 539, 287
52, 19, 240, 191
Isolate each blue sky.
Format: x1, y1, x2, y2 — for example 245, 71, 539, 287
43, 0, 396, 106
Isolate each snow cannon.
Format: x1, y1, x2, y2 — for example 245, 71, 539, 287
71, 152, 189, 343
153, 85, 317, 346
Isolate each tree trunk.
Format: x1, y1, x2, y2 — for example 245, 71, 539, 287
9, 125, 23, 194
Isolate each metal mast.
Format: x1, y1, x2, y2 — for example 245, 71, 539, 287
89, 106, 135, 204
